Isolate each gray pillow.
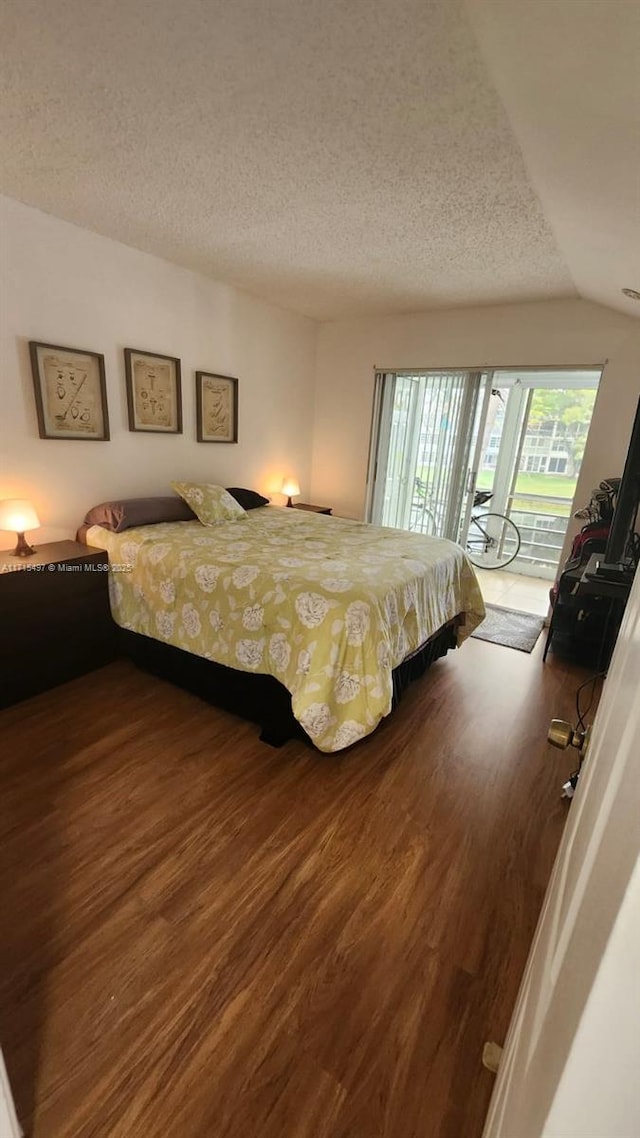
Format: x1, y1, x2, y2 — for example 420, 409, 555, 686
83, 496, 196, 533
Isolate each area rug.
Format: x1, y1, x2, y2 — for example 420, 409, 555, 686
471, 604, 545, 653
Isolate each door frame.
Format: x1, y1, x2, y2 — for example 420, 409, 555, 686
482, 571, 640, 1137
0, 1049, 21, 1138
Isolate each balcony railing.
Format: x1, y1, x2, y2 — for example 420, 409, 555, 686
408, 489, 574, 578
506, 492, 573, 574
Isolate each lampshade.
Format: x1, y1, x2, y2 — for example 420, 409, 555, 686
0, 499, 40, 533
281, 477, 300, 498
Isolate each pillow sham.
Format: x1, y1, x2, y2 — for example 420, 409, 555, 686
226, 487, 270, 510
171, 481, 247, 526
83, 496, 196, 533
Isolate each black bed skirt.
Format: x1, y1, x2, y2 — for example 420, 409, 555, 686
118, 618, 461, 749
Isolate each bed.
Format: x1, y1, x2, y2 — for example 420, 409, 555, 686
83, 503, 485, 752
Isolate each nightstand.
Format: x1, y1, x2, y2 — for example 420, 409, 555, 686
292, 503, 332, 515
0, 540, 117, 708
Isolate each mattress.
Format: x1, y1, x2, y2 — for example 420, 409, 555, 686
86, 506, 485, 752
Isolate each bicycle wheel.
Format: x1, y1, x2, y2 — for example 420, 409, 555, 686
466, 512, 521, 570
409, 504, 438, 536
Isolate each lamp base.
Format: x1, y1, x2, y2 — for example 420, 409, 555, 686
286, 497, 293, 508
13, 532, 37, 557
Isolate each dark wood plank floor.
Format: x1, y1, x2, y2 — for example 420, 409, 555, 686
0, 637, 591, 1138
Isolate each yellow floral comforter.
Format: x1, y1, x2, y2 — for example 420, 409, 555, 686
86, 507, 484, 752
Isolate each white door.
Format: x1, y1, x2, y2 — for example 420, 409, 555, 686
482, 572, 640, 1138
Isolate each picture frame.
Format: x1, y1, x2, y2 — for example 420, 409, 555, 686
124, 348, 182, 433
196, 372, 239, 443
29, 341, 110, 441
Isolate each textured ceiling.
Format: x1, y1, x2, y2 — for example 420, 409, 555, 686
468, 0, 640, 322
0, 0, 619, 320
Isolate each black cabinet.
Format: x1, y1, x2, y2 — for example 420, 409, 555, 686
0, 540, 117, 707
543, 555, 632, 669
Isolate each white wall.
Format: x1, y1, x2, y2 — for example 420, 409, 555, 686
0, 196, 316, 548
5, 197, 640, 565
311, 300, 640, 563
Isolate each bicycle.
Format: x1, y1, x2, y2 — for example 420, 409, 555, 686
411, 476, 440, 534
412, 479, 521, 569
466, 490, 521, 570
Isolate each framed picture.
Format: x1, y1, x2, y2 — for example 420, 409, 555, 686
196, 372, 238, 443
29, 341, 110, 441
124, 348, 182, 433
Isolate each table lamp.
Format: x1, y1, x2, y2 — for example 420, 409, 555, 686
0, 499, 40, 556
281, 477, 301, 508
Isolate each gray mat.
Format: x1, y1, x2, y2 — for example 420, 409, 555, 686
471, 603, 545, 652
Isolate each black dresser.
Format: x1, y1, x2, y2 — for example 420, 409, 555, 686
0, 540, 117, 708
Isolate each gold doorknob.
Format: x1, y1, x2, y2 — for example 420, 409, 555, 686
548, 719, 591, 758
548, 719, 578, 749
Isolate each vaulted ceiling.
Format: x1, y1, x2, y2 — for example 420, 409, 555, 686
1, 0, 638, 320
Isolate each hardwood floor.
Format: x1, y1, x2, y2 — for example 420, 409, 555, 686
0, 638, 593, 1137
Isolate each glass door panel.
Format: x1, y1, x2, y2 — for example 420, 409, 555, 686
369, 370, 484, 542
474, 370, 601, 579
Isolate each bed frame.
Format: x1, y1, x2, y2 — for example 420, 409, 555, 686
118, 616, 462, 749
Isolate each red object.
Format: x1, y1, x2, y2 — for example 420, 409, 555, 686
550, 521, 610, 608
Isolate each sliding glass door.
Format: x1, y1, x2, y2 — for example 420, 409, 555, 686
367, 370, 491, 542
367, 366, 601, 580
